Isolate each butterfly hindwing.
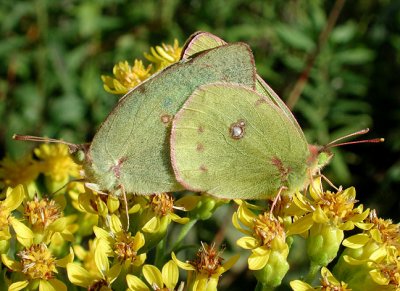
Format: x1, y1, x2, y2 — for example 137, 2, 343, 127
171, 83, 310, 199
87, 43, 256, 195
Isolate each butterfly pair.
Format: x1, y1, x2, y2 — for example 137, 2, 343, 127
15, 32, 354, 200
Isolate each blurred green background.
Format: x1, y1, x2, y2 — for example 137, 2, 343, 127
0, 0, 399, 288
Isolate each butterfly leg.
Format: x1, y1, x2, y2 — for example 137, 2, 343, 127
118, 184, 130, 231
269, 186, 288, 215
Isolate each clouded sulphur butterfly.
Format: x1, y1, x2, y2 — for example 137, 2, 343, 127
15, 42, 257, 196
170, 32, 382, 199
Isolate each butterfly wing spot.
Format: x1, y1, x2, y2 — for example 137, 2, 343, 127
255, 97, 267, 106
196, 143, 205, 152
111, 157, 128, 179
137, 85, 146, 94
271, 156, 291, 184
160, 114, 172, 125
197, 125, 205, 133
229, 119, 246, 140
199, 165, 208, 172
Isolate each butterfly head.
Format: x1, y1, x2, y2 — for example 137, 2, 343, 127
308, 144, 333, 173
13, 134, 91, 165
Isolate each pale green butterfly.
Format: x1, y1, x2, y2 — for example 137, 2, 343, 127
170, 32, 382, 200
15, 42, 257, 196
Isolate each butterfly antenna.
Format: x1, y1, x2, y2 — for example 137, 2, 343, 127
323, 128, 384, 150
13, 134, 81, 151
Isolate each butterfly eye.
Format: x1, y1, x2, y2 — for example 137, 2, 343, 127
229, 119, 246, 139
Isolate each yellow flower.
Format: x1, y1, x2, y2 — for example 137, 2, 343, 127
23, 195, 78, 246
0, 154, 39, 189
34, 143, 82, 192
172, 242, 239, 291
67, 241, 121, 290
233, 201, 289, 287
101, 60, 153, 94
287, 178, 369, 267
142, 193, 189, 232
94, 214, 146, 269
144, 39, 182, 70
290, 267, 350, 291
137, 193, 188, 252
101, 39, 182, 96
75, 183, 120, 218
333, 210, 400, 290
0, 185, 33, 249
126, 260, 180, 291
2, 243, 73, 291
288, 178, 369, 235
367, 246, 400, 288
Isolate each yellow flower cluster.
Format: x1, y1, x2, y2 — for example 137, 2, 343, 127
101, 39, 182, 95
0, 138, 233, 290
1, 38, 398, 291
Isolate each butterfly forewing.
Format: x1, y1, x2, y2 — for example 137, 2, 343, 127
182, 31, 304, 136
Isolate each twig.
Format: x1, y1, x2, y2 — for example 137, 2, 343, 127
286, 0, 346, 109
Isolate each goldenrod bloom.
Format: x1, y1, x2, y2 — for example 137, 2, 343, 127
138, 193, 188, 251
101, 60, 152, 94
144, 39, 182, 70
0, 154, 39, 190
94, 214, 146, 269
233, 200, 289, 287
2, 243, 73, 291
287, 178, 369, 268
102, 39, 182, 95
126, 260, 180, 290
67, 241, 121, 290
34, 143, 82, 192
0, 185, 33, 250
172, 242, 239, 291
290, 267, 351, 291
333, 210, 400, 290
23, 195, 78, 247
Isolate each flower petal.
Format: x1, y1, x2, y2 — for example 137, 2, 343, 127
342, 234, 369, 249
56, 247, 74, 267
286, 214, 314, 236
248, 251, 270, 270
175, 195, 201, 211
143, 265, 163, 289
3, 185, 25, 211
169, 213, 189, 224
289, 280, 313, 291
162, 260, 179, 289
220, 254, 240, 273
8, 280, 29, 291
66, 263, 94, 287
171, 252, 196, 271
39, 278, 67, 291
107, 263, 122, 283
237, 236, 259, 249
142, 217, 160, 233
126, 274, 149, 291
312, 206, 329, 223
95, 245, 109, 274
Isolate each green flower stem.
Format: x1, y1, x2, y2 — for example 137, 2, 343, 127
305, 261, 321, 284
169, 219, 197, 252
255, 281, 275, 291
154, 238, 166, 267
